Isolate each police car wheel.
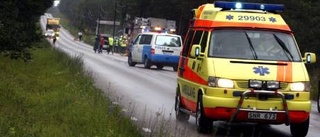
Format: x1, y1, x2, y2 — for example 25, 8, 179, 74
175, 88, 190, 121
128, 54, 136, 67
196, 95, 213, 134
173, 65, 178, 72
290, 117, 309, 137
144, 57, 151, 69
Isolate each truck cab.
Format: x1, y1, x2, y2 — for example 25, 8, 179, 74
175, 1, 316, 137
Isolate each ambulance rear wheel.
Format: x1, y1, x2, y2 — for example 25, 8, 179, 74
290, 117, 309, 137
196, 95, 213, 134
144, 57, 151, 69
175, 87, 190, 121
128, 54, 136, 66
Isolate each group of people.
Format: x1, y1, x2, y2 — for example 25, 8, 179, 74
93, 34, 128, 54
94, 35, 104, 53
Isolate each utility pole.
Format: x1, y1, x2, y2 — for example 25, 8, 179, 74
112, 2, 117, 54
96, 17, 100, 36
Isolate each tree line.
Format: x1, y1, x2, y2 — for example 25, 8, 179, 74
58, 0, 320, 64
0, 0, 53, 60
1, 0, 320, 72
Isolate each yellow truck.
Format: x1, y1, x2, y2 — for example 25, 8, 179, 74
46, 17, 60, 37
175, 1, 316, 137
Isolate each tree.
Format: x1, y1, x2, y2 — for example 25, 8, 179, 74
0, 0, 53, 60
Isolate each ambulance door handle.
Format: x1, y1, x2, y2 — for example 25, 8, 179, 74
192, 61, 196, 70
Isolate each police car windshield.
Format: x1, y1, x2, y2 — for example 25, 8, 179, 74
208, 29, 301, 62
155, 35, 181, 47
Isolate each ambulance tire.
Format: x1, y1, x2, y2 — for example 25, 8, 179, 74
290, 117, 309, 137
196, 95, 213, 134
156, 64, 164, 70
144, 57, 151, 69
175, 88, 190, 122
317, 81, 320, 113
128, 54, 136, 66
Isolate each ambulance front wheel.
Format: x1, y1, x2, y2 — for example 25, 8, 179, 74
196, 94, 213, 134
290, 117, 309, 137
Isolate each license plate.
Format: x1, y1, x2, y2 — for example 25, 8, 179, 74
248, 112, 277, 120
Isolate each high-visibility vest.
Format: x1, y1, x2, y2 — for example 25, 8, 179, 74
108, 37, 114, 46
120, 40, 127, 47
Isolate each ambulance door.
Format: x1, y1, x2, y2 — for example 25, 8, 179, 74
179, 30, 196, 110
179, 30, 194, 78
192, 31, 208, 76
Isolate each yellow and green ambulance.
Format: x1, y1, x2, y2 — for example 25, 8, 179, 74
175, 1, 316, 137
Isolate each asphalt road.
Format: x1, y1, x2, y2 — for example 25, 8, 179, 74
40, 14, 320, 137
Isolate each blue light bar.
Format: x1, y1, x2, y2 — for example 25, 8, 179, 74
214, 1, 284, 12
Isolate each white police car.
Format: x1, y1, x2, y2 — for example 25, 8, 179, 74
128, 32, 182, 71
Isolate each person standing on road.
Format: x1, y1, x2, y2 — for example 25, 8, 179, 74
78, 31, 83, 41
93, 35, 99, 53
99, 35, 105, 54
52, 33, 57, 45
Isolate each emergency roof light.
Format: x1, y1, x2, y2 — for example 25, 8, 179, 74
214, 1, 284, 13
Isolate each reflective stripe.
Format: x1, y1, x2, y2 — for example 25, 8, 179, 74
277, 61, 292, 82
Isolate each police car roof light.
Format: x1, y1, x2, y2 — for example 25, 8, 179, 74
214, 1, 284, 12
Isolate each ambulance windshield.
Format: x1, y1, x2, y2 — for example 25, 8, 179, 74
209, 30, 301, 62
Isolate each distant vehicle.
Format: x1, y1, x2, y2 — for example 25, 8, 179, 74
100, 34, 110, 51
127, 32, 182, 71
127, 17, 177, 43
44, 29, 55, 38
46, 17, 60, 38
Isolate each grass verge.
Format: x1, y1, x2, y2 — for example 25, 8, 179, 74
0, 40, 142, 137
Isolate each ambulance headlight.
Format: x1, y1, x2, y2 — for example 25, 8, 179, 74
266, 81, 280, 89
249, 80, 263, 89
208, 77, 234, 88
290, 82, 310, 92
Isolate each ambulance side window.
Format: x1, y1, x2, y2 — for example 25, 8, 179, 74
191, 31, 207, 53
200, 32, 208, 52
182, 30, 195, 57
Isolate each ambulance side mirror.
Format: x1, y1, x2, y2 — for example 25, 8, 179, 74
190, 44, 203, 58
302, 52, 316, 64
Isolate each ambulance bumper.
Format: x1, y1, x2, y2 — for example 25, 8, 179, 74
202, 92, 310, 124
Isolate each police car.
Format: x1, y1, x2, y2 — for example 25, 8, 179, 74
127, 32, 182, 71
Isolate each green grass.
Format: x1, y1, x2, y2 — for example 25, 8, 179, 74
0, 40, 142, 137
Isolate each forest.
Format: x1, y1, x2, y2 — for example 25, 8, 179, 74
58, 0, 320, 66
1, 0, 320, 74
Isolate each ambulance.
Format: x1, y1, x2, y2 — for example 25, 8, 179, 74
175, 1, 316, 136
